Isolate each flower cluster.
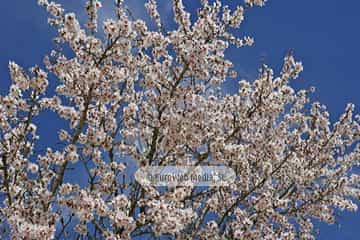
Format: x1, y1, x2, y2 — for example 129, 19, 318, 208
85, 0, 102, 31
145, 0, 162, 29
244, 0, 268, 7
8, 215, 56, 240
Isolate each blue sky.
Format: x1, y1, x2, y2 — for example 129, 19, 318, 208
0, 0, 359, 239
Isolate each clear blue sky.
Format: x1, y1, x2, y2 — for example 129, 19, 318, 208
0, 0, 359, 239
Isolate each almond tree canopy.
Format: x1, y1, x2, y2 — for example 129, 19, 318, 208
0, 0, 359, 239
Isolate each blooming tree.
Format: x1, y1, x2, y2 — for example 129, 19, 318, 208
0, 0, 359, 239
